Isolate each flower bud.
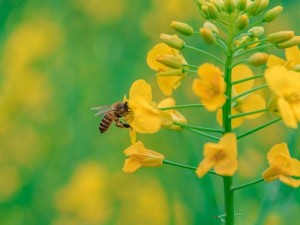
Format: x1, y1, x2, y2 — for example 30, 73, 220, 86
263, 5, 283, 22
236, 0, 247, 11
267, 31, 295, 44
224, 0, 235, 14
247, 0, 261, 16
207, 3, 219, 19
248, 26, 264, 37
248, 52, 269, 66
200, 27, 217, 44
156, 54, 183, 69
160, 34, 185, 50
170, 21, 194, 36
277, 36, 300, 49
157, 69, 183, 76
256, 0, 269, 15
211, 0, 223, 11
203, 21, 219, 34
236, 14, 249, 30
196, 0, 206, 9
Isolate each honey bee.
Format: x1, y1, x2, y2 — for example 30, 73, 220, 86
91, 102, 131, 133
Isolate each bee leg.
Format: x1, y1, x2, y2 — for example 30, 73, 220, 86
115, 120, 131, 129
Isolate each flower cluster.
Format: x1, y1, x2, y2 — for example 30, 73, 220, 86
94, 7, 300, 224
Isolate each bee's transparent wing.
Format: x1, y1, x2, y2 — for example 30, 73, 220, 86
91, 105, 113, 116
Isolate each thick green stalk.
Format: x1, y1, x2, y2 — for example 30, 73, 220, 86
222, 22, 234, 225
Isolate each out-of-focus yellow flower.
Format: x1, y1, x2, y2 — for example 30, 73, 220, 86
147, 43, 186, 96
217, 64, 266, 128
123, 141, 165, 173
125, 80, 161, 133
157, 98, 187, 130
267, 46, 300, 70
262, 143, 300, 188
265, 66, 300, 128
196, 133, 238, 177
192, 63, 226, 111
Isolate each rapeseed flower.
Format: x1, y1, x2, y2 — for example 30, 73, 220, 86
196, 133, 238, 177
264, 66, 300, 128
125, 79, 161, 133
192, 63, 226, 111
157, 97, 187, 130
267, 45, 300, 70
263, 143, 300, 188
123, 141, 165, 173
147, 43, 187, 96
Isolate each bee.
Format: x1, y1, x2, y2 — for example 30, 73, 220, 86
91, 102, 131, 133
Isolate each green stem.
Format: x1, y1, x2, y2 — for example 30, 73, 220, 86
237, 118, 281, 139
234, 43, 276, 58
174, 122, 224, 133
163, 159, 221, 176
232, 84, 268, 101
158, 103, 204, 110
184, 45, 225, 65
229, 108, 267, 119
183, 127, 220, 141
223, 177, 235, 225
231, 74, 264, 85
230, 59, 248, 68
183, 63, 199, 69
231, 178, 264, 192
183, 69, 197, 73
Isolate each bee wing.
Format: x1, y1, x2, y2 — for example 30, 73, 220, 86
91, 105, 114, 116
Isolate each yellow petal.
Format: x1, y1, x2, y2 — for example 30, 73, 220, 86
267, 143, 291, 163
147, 43, 177, 71
285, 45, 300, 66
263, 166, 280, 181
157, 75, 184, 96
219, 133, 237, 159
241, 94, 266, 119
267, 54, 286, 67
129, 79, 152, 102
278, 97, 298, 128
123, 158, 142, 173
201, 93, 226, 111
157, 97, 175, 108
232, 64, 254, 94
128, 96, 161, 133
278, 175, 300, 188
197, 63, 223, 79
196, 157, 216, 178
292, 102, 300, 122
214, 158, 238, 176
129, 129, 137, 144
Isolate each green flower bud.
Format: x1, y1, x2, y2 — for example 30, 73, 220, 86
248, 52, 269, 66
160, 34, 185, 50
200, 27, 217, 44
267, 31, 295, 44
156, 54, 183, 69
157, 69, 183, 76
256, 0, 269, 15
207, 3, 219, 19
170, 21, 194, 36
211, 0, 223, 11
277, 36, 300, 49
263, 5, 283, 22
248, 26, 264, 37
236, 0, 247, 11
236, 14, 249, 30
224, 0, 235, 14
248, 0, 265, 16
196, 0, 206, 9
203, 21, 219, 35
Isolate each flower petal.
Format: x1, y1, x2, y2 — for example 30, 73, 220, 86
129, 79, 152, 102
267, 143, 291, 163
278, 175, 300, 188
285, 46, 300, 66
241, 94, 266, 119
267, 54, 286, 67
278, 97, 298, 128
157, 75, 184, 96
232, 64, 254, 94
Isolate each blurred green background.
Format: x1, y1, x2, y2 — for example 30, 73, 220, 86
0, 0, 299, 225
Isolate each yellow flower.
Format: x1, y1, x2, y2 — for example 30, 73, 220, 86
125, 79, 161, 133
192, 63, 226, 111
217, 64, 266, 128
123, 141, 165, 173
264, 66, 300, 128
267, 45, 300, 70
196, 133, 238, 177
263, 143, 300, 188
157, 97, 187, 130
147, 43, 187, 96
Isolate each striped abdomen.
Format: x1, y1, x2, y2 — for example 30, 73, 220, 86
100, 113, 114, 133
